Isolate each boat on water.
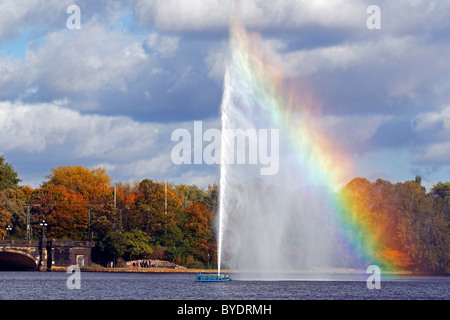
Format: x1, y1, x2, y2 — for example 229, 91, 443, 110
195, 272, 231, 282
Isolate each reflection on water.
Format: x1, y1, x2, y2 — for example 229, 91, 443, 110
0, 271, 448, 300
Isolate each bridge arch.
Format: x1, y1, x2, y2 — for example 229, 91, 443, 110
0, 250, 37, 271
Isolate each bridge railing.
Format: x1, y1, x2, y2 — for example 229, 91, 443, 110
0, 240, 40, 246
0, 240, 96, 247
52, 241, 96, 247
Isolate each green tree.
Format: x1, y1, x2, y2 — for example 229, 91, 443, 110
204, 183, 219, 212
431, 182, 450, 199
187, 185, 207, 204
0, 155, 21, 190
122, 230, 154, 261
395, 180, 449, 274
431, 182, 450, 223
135, 179, 183, 242
0, 188, 29, 238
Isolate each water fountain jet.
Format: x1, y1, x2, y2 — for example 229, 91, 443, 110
216, 22, 387, 280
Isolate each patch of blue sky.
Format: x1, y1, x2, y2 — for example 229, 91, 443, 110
353, 149, 415, 183
110, 7, 136, 33
1, 32, 28, 59
0, 26, 48, 60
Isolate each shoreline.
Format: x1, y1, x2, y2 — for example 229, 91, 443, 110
50, 266, 423, 276
51, 266, 220, 273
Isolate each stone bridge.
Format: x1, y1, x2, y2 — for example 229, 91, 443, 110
0, 240, 96, 271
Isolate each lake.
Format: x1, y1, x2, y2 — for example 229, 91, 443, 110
0, 271, 448, 300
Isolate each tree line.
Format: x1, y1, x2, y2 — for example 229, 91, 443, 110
0, 155, 448, 274
0, 156, 218, 268
339, 176, 449, 275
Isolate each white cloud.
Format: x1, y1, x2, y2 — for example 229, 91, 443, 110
413, 106, 450, 133
412, 106, 450, 165
146, 33, 180, 58
204, 41, 229, 82
268, 34, 433, 79
0, 100, 221, 186
0, 0, 72, 42
0, 56, 30, 94
169, 170, 218, 188
204, 31, 447, 99
0, 101, 65, 152
135, 0, 366, 31
0, 17, 159, 107
413, 141, 450, 165
2, 0, 450, 187
136, 0, 232, 31
0, 101, 161, 157
120, 153, 174, 177
30, 22, 148, 94
135, 0, 450, 36
270, 41, 364, 77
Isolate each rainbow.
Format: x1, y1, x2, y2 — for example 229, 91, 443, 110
223, 20, 406, 272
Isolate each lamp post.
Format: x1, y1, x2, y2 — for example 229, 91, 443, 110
6, 225, 12, 239
40, 220, 48, 240
38, 219, 48, 271
24, 204, 41, 240
87, 208, 92, 241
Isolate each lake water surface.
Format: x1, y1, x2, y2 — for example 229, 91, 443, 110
0, 271, 448, 300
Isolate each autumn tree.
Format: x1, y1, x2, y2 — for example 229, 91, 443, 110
395, 180, 449, 274
183, 203, 215, 264
0, 155, 21, 190
0, 202, 12, 238
29, 185, 88, 240
43, 166, 111, 200
431, 182, 450, 223
341, 177, 412, 270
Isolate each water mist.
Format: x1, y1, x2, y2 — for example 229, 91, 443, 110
217, 23, 358, 280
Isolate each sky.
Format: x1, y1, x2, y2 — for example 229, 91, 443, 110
0, 0, 449, 191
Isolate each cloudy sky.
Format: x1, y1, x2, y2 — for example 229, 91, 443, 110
0, 0, 449, 190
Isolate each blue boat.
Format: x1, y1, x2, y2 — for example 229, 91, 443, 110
195, 272, 231, 282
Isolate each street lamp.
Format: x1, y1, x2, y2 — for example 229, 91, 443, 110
38, 219, 48, 271
40, 220, 48, 240
207, 252, 210, 270
6, 225, 12, 239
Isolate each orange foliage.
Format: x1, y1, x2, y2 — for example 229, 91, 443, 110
0, 202, 12, 238
44, 165, 111, 199
30, 185, 88, 239
377, 248, 414, 269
